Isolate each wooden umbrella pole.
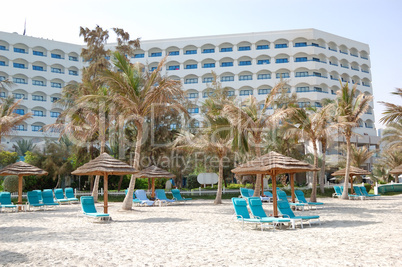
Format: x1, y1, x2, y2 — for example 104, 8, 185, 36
151, 177, 155, 198
350, 175, 354, 194
104, 173, 108, 214
272, 171, 278, 217
261, 175, 264, 196
18, 174, 23, 211
291, 173, 295, 203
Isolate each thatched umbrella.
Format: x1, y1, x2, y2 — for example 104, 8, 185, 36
232, 151, 319, 217
134, 165, 175, 198
390, 164, 402, 183
0, 161, 48, 210
71, 153, 138, 213
332, 166, 371, 194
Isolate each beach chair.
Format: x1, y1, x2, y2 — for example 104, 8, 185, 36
359, 186, 380, 199
247, 197, 291, 229
0, 192, 17, 212
352, 186, 366, 200
240, 187, 251, 199
27, 191, 45, 211
65, 188, 79, 203
42, 189, 60, 209
125, 189, 143, 206
294, 190, 324, 209
54, 188, 70, 204
155, 189, 175, 204
277, 201, 321, 228
80, 196, 110, 221
171, 189, 192, 202
338, 186, 359, 200
135, 190, 155, 206
249, 189, 271, 202
33, 190, 43, 203
231, 197, 286, 231
277, 190, 306, 211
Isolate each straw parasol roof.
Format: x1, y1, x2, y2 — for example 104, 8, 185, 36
134, 165, 175, 179
0, 161, 48, 176
71, 153, 138, 176
331, 166, 371, 177
231, 151, 319, 175
390, 164, 402, 175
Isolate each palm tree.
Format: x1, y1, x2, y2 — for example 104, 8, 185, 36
335, 82, 373, 199
381, 120, 402, 151
223, 83, 286, 197
12, 139, 37, 156
350, 145, 376, 168
99, 51, 187, 210
379, 88, 402, 125
0, 96, 32, 146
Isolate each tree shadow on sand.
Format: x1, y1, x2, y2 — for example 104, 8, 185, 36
316, 219, 381, 228
0, 251, 28, 265
114, 217, 190, 223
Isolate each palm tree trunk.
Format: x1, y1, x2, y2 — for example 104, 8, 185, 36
92, 131, 106, 203
92, 175, 100, 202
214, 156, 224, 204
310, 140, 318, 202
253, 141, 262, 197
117, 175, 124, 191
320, 139, 327, 194
341, 135, 352, 199
122, 123, 143, 210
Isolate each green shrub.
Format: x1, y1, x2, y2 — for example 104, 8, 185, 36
364, 183, 372, 192
3, 175, 24, 192
186, 174, 200, 189
134, 178, 149, 189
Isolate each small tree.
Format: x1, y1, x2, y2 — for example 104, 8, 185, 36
3, 175, 24, 193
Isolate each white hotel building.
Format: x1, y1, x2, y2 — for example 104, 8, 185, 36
0, 28, 379, 167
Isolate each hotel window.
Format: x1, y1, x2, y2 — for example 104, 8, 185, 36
51, 82, 62, 88
220, 47, 233, 52
185, 50, 197, 55
32, 95, 46, 101
239, 61, 251, 66
313, 72, 321, 77
51, 112, 61, 118
0, 76, 5, 81
169, 51, 179, 56
13, 63, 26, 69
169, 124, 177, 130
275, 58, 288, 63
51, 97, 60, 102
105, 56, 110, 60
257, 74, 271, 80
69, 70, 78, 76
51, 53, 62, 59
33, 80, 45, 86
168, 65, 180, 70
257, 59, 269, 65
275, 44, 288, 49
298, 102, 310, 108
33, 110, 45, 117
258, 89, 271, 95
202, 49, 215, 53
33, 65, 44, 71
203, 77, 213, 83
221, 76, 234, 82
240, 90, 253, 96
14, 109, 25, 115
295, 71, 308, 77
51, 67, 62, 73
187, 93, 199, 99
13, 78, 26, 84
14, 125, 26, 131
238, 46, 251, 51
221, 62, 233, 67
226, 91, 235, 96
203, 91, 215, 98
14, 48, 26, 53
184, 78, 198, 84
294, 42, 307, 47
295, 57, 307, 62
276, 72, 290, 78
69, 56, 78, 61
296, 86, 309, 92
188, 107, 199, 114
312, 57, 320, 62
150, 67, 157, 72
0, 45, 6, 50
203, 63, 215, 68
239, 75, 252, 81
0, 92, 5, 98
150, 52, 162, 57
33, 50, 44, 56
185, 64, 197, 69
134, 53, 144, 58
256, 45, 269, 50
313, 87, 322, 92
0, 61, 5, 66
32, 125, 43, 132
314, 102, 322, 107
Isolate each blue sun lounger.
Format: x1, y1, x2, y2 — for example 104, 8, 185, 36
0, 192, 17, 212
42, 189, 59, 209
54, 188, 70, 204
247, 197, 291, 229
171, 189, 192, 202
65, 188, 79, 202
232, 198, 288, 231
80, 196, 110, 221
277, 190, 306, 211
249, 189, 271, 202
359, 186, 380, 199
135, 190, 155, 206
277, 201, 321, 229
125, 189, 142, 205
33, 190, 43, 203
27, 191, 45, 211
295, 190, 324, 209
155, 189, 175, 204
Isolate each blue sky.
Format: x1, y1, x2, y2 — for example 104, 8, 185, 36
1, 0, 401, 129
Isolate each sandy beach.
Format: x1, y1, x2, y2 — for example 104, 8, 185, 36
1, 195, 401, 266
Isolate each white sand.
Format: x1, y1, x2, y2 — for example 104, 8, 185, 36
1, 195, 402, 266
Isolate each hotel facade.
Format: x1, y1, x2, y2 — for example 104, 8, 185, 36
0, 28, 379, 168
